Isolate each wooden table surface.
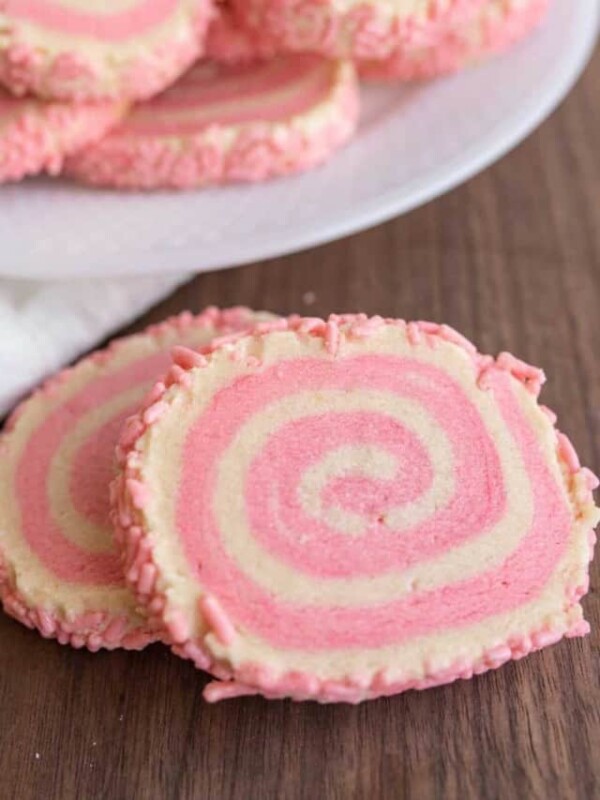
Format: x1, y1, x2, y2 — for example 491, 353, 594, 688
2, 47, 599, 800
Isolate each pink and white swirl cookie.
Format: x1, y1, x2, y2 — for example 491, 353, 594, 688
231, 0, 485, 60
0, 0, 213, 101
113, 315, 599, 703
362, 0, 549, 81
65, 54, 359, 190
0, 307, 269, 651
0, 85, 123, 182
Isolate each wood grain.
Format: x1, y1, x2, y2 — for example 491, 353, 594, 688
1, 48, 599, 800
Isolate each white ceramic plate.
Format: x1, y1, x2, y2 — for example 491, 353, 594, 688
0, 1, 597, 281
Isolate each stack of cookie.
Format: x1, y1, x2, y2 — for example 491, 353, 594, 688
1, 308, 598, 703
0, 0, 549, 188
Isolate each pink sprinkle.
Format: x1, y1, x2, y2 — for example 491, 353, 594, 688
531, 629, 562, 649
135, 539, 152, 564
221, 306, 251, 328
37, 610, 56, 637
297, 317, 325, 334
176, 310, 195, 327
477, 364, 495, 391
126, 565, 139, 583
122, 629, 152, 650
509, 635, 532, 658
203, 681, 258, 703
143, 401, 168, 426
127, 526, 142, 544
581, 467, 600, 491
117, 505, 132, 528
199, 595, 236, 646
485, 644, 512, 664
540, 405, 558, 425
144, 382, 166, 406
576, 575, 590, 597
87, 634, 103, 652
126, 479, 150, 510
211, 333, 243, 349
325, 320, 340, 356
137, 563, 157, 596
406, 322, 422, 345
437, 324, 477, 354
346, 671, 371, 690
166, 611, 191, 644
118, 417, 145, 451
566, 620, 590, 638
497, 352, 545, 395
103, 617, 128, 644
557, 433, 581, 473
237, 663, 277, 690
351, 316, 385, 338
320, 681, 362, 703
180, 641, 211, 670
148, 596, 165, 615
416, 321, 440, 335
166, 365, 184, 387
370, 669, 392, 691
254, 318, 289, 334
172, 346, 207, 370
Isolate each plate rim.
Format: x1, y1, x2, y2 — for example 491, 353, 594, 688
1, 1, 599, 281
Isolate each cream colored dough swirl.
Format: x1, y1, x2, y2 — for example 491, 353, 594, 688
46, 386, 144, 555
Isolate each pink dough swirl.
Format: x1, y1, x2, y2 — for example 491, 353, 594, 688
174, 354, 568, 650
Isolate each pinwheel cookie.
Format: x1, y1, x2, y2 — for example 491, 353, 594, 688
113, 315, 599, 703
0, 0, 212, 100
0, 307, 268, 651
362, 0, 549, 80
65, 54, 359, 190
0, 85, 123, 182
231, 0, 485, 59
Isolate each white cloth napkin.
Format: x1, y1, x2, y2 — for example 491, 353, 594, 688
0, 275, 187, 416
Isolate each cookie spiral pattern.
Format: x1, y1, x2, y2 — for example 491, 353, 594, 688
65, 54, 359, 190
0, 0, 212, 100
0, 308, 267, 651
114, 316, 599, 703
